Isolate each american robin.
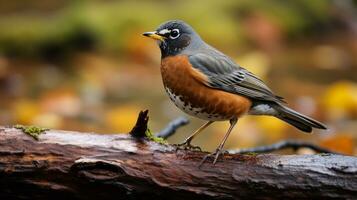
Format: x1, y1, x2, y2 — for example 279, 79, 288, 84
143, 20, 327, 165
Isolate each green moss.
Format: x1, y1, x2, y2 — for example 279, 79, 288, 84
145, 128, 167, 145
14, 124, 48, 140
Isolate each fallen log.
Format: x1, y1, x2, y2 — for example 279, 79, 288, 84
0, 114, 356, 199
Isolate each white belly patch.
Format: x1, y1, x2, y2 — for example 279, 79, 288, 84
165, 87, 227, 121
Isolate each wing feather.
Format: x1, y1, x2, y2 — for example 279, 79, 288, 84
188, 52, 285, 104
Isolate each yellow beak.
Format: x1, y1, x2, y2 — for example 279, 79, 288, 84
142, 31, 166, 42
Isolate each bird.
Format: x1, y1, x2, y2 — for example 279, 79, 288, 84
143, 20, 327, 165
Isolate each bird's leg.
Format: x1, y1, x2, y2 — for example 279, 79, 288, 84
175, 121, 213, 151
199, 118, 238, 167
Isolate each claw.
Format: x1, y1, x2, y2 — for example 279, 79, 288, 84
199, 148, 227, 167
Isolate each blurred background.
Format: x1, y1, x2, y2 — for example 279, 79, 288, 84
0, 0, 356, 154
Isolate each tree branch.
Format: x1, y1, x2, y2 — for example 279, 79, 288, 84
0, 127, 357, 199
155, 116, 189, 139
228, 140, 341, 155
0, 111, 356, 199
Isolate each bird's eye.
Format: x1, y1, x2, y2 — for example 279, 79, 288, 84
169, 29, 180, 39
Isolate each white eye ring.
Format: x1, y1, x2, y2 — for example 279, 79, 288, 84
169, 29, 180, 39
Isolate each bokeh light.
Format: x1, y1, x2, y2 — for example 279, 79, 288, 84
0, 0, 356, 154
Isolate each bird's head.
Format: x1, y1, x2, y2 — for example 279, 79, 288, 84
143, 20, 203, 58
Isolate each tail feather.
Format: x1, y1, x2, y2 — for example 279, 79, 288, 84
274, 105, 327, 133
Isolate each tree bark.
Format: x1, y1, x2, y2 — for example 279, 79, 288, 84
0, 126, 356, 200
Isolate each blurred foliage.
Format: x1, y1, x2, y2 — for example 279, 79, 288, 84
0, 0, 356, 154
322, 81, 357, 120
0, 0, 339, 57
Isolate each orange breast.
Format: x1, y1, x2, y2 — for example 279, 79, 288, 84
161, 55, 252, 121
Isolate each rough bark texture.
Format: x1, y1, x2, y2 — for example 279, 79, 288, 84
0, 126, 357, 200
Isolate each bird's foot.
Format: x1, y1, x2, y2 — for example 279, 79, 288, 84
174, 141, 202, 152
199, 148, 228, 167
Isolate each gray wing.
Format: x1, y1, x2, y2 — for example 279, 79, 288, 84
188, 52, 285, 104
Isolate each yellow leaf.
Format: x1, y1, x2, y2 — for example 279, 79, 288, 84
13, 100, 39, 124
322, 81, 357, 119
255, 116, 288, 141
105, 105, 140, 133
